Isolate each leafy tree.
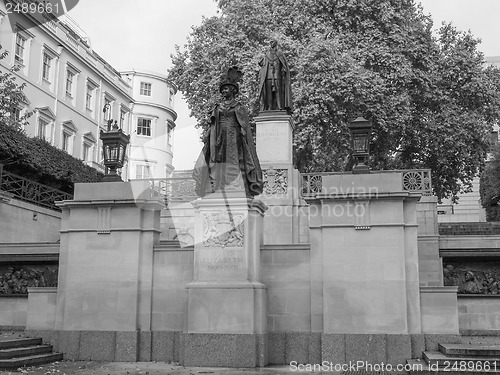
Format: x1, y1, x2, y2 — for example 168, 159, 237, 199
0, 46, 31, 129
169, 0, 500, 201
480, 144, 500, 221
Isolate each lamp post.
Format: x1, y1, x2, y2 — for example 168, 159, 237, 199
348, 116, 372, 174
100, 105, 130, 182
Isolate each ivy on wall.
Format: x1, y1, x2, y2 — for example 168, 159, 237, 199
0, 121, 103, 193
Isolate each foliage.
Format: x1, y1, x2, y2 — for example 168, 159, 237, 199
0, 120, 103, 193
480, 145, 500, 221
168, 0, 500, 201
0, 46, 32, 129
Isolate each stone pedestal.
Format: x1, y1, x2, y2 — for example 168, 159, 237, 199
183, 192, 268, 367
54, 181, 164, 333
255, 111, 308, 244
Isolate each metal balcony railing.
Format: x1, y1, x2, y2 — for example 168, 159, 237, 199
0, 164, 73, 211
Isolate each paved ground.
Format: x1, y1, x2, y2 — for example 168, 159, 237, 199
0, 361, 330, 375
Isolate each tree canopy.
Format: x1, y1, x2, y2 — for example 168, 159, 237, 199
168, 0, 500, 201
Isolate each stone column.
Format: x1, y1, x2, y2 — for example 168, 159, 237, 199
183, 192, 268, 367
255, 111, 308, 244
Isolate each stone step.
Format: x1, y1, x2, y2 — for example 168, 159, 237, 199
423, 351, 500, 368
440, 343, 500, 357
0, 338, 42, 350
0, 352, 63, 369
0, 344, 53, 359
462, 336, 500, 346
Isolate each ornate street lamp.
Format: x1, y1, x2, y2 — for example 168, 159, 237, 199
100, 105, 130, 182
348, 116, 372, 174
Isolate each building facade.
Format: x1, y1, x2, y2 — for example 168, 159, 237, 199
122, 70, 177, 179
0, 4, 176, 181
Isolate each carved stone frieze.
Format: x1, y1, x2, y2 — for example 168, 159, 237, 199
203, 211, 244, 248
443, 261, 500, 295
0, 265, 58, 295
263, 167, 288, 196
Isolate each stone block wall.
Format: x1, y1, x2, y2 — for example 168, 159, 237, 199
0, 195, 61, 243
261, 245, 311, 332
0, 295, 27, 328
151, 245, 193, 331
458, 296, 500, 335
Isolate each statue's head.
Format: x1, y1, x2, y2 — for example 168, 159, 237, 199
220, 84, 238, 97
270, 39, 278, 48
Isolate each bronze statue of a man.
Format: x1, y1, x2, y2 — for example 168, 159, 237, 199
258, 40, 292, 112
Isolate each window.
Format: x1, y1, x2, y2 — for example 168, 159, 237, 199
82, 132, 96, 162
11, 107, 21, 122
15, 34, 26, 64
62, 132, 71, 152
140, 82, 151, 96
136, 164, 151, 179
86, 85, 93, 110
83, 143, 91, 161
36, 107, 55, 143
137, 118, 151, 136
42, 53, 52, 81
65, 70, 74, 96
120, 110, 126, 128
103, 96, 114, 122
61, 121, 77, 154
65, 64, 80, 103
38, 118, 49, 140
85, 79, 98, 114
167, 126, 172, 144
169, 89, 174, 107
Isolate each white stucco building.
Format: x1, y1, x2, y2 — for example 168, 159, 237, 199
122, 70, 177, 179
0, 4, 176, 181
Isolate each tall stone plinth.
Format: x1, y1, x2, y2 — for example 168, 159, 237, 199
255, 111, 308, 244
183, 193, 268, 367
54, 181, 164, 334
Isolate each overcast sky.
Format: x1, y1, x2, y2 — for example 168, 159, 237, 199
68, 0, 500, 171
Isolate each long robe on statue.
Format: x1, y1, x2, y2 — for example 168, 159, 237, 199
258, 43, 293, 112
193, 99, 263, 197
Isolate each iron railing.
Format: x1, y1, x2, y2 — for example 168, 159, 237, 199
134, 177, 198, 204
0, 164, 73, 211
134, 169, 432, 203
301, 169, 432, 198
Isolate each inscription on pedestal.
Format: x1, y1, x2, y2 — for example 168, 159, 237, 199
256, 122, 291, 163
198, 248, 246, 280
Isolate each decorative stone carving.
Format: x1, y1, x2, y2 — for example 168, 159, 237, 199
97, 206, 111, 234
263, 167, 288, 196
354, 201, 370, 230
203, 211, 244, 248
402, 170, 432, 195
443, 262, 500, 294
0, 265, 58, 294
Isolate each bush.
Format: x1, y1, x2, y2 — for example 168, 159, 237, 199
0, 120, 103, 193
480, 144, 500, 221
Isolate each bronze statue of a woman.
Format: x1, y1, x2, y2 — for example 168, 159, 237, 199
193, 66, 263, 198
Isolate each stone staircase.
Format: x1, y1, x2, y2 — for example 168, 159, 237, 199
0, 337, 63, 369
408, 337, 500, 374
